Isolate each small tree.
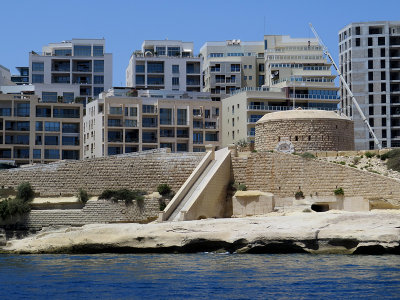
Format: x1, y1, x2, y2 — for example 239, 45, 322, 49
16, 182, 34, 202
157, 184, 171, 196
295, 190, 305, 200
77, 188, 89, 204
334, 187, 344, 196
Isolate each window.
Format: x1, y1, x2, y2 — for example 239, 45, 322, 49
62, 150, 79, 160
136, 75, 145, 84
381, 94, 386, 103
45, 122, 60, 132
167, 47, 180, 57
368, 38, 373, 46
45, 149, 59, 159
368, 60, 373, 69
45, 136, 59, 145
155, 46, 166, 55
177, 143, 187, 152
36, 107, 51, 117
35, 121, 42, 131
382, 118, 387, 126
231, 64, 240, 72
33, 149, 41, 159
74, 45, 91, 56
160, 129, 174, 137
381, 83, 386, 92
259, 63, 264, 72
249, 65, 252, 69
93, 60, 104, 72
177, 109, 187, 125
249, 76, 252, 80
381, 48, 385, 57
172, 77, 179, 85
62, 123, 79, 133
378, 37, 385, 46
14, 103, 30, 117
63, 92, 74, 103
264, 40, 268, 50
381, 60, 385, 68
159, 108, 173, 125
93, 45, 104, 56
381, 72, 386, 80
35, 135, 42, 145
42, 92, 57, 103
32, 74, 44, 83
147, 62, 164, 73
369, 95, 374, 104
369, 83, 373, 92
356, 38, 360, 47
258, 75, 265, 87
94, 87, 104, 96
355, 26, 361, 35
205, 133, 218, 141
244, 76, 247, 80
244, 65, 247, 69
172, 65, 179, 74
369, 107, 374, 115
368, 49, 373, 57
136, 64, 145, 73
94, 75, 104, 84
382, 106, 386, 115
54, 49, 71, 56
368, 72, 373, 81
129, 107, 137, 117
232, 105, 234, 114
32, 62, 44, 71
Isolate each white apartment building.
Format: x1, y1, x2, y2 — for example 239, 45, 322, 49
83, 88, 220, 158
0, 65, 12, 86
339, 21, 400, 149
222, 35, 340, 146
126, 40, 202, 92
29, 38, 112, 104
200, 40, 265, 101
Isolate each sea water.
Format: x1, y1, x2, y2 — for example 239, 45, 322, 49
0, 254, 399, 299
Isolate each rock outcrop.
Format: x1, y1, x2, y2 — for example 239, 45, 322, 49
3, 211, 400, 255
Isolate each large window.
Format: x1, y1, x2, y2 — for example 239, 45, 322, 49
42, 92, 57, 103
32, 62, 44, 71
159, 108, 173, 125
108, 131, 122, 142
160, 129, 174, 137
147, 62, 164, 73
62, 123, 79, 133
94, 75, 104, 84
63, 92, 74, 103
33, 149, 41, 159
108, 147, 122, 155
36, 121, 43, 131
14, 149, 29, 159
44, 135, 59, 145
205, 133, 218, 141
142, 117, 157, 127
177, 128, 189, 138
136, 65, 145, 73
32, 74, 44, 83
155, 46, 166, 55
93, 60, 104, 72
172, 65, 179, 74
177, 109, 187, 125
93, 45, 104, 56
14, 103, 30, 117
62, 150, 80, 160
177, 143, 188, 152
54, 49, 72, 56
136, 75, 145, 84
45, 122, 60, 132
74, 45, 91, 56
62, 136, 80, 146
142, 131, 157, 143
231, 64, 240, 72
54, 108, 79, 118
167, 47, 180, 57
94, 87, 104, 96
172, 77, 179, 85
45, 149, 59, 159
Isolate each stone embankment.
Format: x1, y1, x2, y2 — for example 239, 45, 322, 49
3, 211, 400, 255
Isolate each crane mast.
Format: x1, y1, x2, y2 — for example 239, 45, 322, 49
309, 23, 382, 150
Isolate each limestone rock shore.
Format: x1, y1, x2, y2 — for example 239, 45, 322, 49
3, 211, 400, 255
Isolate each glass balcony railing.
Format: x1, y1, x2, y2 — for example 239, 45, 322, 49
247, 105, 338, 112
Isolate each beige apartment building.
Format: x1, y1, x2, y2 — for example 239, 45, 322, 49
83, 89, 221, 158
222, 35, 340, 146
200, 40, 265, 101
0, 93, 82, 165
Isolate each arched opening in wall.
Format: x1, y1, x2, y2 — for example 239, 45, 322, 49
311, 203, 330, 212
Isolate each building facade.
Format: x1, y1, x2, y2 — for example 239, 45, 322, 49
11, 67, 29, 85
126, 40, 202, 92
0, 94, 82, 165
0, 65, 12, 86
339, 21, 400, 149
29, 38, 112, 104
222, 35, 340, 146
83, 89, 221, 158
200, 40, 265, 101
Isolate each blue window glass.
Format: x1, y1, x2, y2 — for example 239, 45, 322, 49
33, 149, 41, 159
108, 131, 122, 142
205, 133, 218, 141
167, 47, 180, 57
44, 136, 59, 145
177, 109, 187, 125
62, 123, 79, 133
177, 128, 189, 138
36, 121, 43, 131
93, 60, 104, 72
155, 46, 166, 55
32, 74, 44, 83
62, 150, 80, 160
172, 77, 179, 85
142, 105, 155, 113
264, 40, 268, 50
136, 75, 145, 84
125, 146, 138, 153
62, 136, 79, 146
136, 65, 145, 73
231, 64, 240, 72
74, 45, 91, 56
32, 62, 44, 71
108, 147, 122, 155
193, 132, 203, 144
93, 46, 103, 56
0, 108, 11, 116
94, 75, 104, 84
36, 107, 51, 117
14, 103, 30, 117
63, 92, 74, 103
142, 131, 157, 143
93, 87, 104, 96
109, 107, 122, 115
142, 117, 157, 127
54, 108, 80, 118
45, 122, 60, 132
147, 62, 164, 73
159, 108, 172, 125
54, 49, 72, 56
124, 119, 137, 127
160, 129, 174, 137
35, 135, 42, 145
147, 76, 164, 85
172, 65, 179, 73
44, 149, 59, 159
42, 92, 57, 103
0, 149, 11, 158
14, 149, 29, 159
177, 143, 188, 152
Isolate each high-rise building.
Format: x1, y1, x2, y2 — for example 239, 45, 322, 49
83, 88, 221, 158
222, 35, 340, 146
126, 40, 202, 92
200, 40, 265, 101
0, 93, 82, 165
339, 21, 400, 149
29, 38, 112, 104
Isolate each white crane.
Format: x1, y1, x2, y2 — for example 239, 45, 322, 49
309, 23, 382, 150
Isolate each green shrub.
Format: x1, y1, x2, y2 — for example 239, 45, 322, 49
157, 184, 171, 196
338, 161, 346, 165
231, 182, 247, 191
159, 200, 167, 211
16, 182, 34, 202
300, 152, 315, 159
0, 198, 31, 221
98, 188, 146, 205
365, 151, 376, 158
295, 190, 305, 200
353, 156, 361, 165
77, 188, 89, 204
334, 187, 344, 196
99, 189, 115, 200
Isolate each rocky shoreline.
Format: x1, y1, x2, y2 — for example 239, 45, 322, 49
2, 210, 400, 255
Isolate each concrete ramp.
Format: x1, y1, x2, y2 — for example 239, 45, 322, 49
159, 147, 232, 222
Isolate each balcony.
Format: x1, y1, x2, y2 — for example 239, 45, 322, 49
289, 94, 340, 100
247, 105, 338, 112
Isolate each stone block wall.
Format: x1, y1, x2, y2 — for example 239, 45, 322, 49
232, 152, 400, 208
0, 149, 205, 197
255, 119, 354, 152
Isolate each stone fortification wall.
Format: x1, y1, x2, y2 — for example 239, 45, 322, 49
15, 197, 163, 231
232, 152, 400, 207
0, 149, 205, 196
255, 119, 354, 152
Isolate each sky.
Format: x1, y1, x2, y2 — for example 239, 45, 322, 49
1, 0, 399, 86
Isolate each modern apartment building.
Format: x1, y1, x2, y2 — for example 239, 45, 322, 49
126, 40, 202, 92
0, 93, 83, 165
200, 40, 265, 101
0, 65, 12, 86
222, 35, 340, 146
83, 88, 221, 158
29, 38, 112, 104
11, 67, 29, 85
339, 21, 400, 149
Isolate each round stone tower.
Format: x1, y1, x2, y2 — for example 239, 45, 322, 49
255, 109, 354, 152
